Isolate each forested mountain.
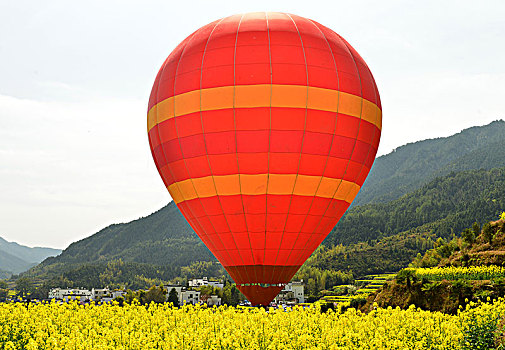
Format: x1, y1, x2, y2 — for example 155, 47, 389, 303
327, 167, 505, 246
24, 202, 217, 284
353, 120, 505, 206
0, 237, 61, 276
17, 121, 505, 287
314, 167, 505, 275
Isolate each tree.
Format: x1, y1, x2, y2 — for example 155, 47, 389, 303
0, 280, 8, 302
472, 222, 481, 238
123, 289, 137, 304
15, 277, 33, 299
482, 223, 494, 244
396, 269, 418, 288
31, 282, 52, 300
461, 228, 475, 245
143, 285, 167, 304
167, 288, 179, 307
222, 284, 241, 306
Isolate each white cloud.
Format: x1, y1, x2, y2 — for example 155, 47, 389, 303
0, 93, 169, 248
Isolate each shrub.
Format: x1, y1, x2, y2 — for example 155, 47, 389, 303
461, 311, 498, 350
349, 296, 367, 309
396, 269, 418, 287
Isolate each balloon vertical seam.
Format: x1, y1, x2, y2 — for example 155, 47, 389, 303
196, 18, 249, 282
271, 13, 311, 281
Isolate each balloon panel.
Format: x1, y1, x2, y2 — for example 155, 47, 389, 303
148, 12, 381, 305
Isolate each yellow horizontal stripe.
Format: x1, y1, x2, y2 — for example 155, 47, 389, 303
167, 174, 360, 205
147, 84, 382, 132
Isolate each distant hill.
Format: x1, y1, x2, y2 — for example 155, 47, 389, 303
25, 202, 216, 283
0, 237, 61, 276
353, 120, 505, 206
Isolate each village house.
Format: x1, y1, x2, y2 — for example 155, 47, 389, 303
48, 288, 93, 302
48, 287, 125, 302
91, 288, 111, 300
188, 277, 224, 289
180, 289, 200, 305
274, 281, 304, 304
165, 285, 200, 305
48, 284, 205, 305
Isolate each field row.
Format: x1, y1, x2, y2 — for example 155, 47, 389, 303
2, 297, 504, 350
409, 266, 505, 281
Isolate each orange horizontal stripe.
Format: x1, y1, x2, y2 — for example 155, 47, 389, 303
147, 84, 382, 132
167, 174, 360, 205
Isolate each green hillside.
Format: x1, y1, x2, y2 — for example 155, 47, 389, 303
0, 249, 35, 275
363, 216, 505, 314
0, 237, 61, 264
18, 203, 229, 291
353, 120, 505, 206
29, 203, 216, 271
314, 167, 505, 276
327, 167, 505, 246
17, 121, 505, 289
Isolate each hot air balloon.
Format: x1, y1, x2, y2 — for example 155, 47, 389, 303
147, 12, 381, 306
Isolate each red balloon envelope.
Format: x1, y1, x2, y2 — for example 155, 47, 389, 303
147, 12, 381, 305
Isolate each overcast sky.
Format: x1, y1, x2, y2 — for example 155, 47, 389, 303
1, 0, 504, 249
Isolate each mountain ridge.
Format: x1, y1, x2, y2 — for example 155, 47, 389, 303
17, 120, 505, 286
353, 119, 505, 206
0, 237, 61, 276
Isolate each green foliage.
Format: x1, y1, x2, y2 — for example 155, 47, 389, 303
180, 261, 226, 280
122, 285, 167, 305
0, 280, 7, 301
348, 296, 367, 309
462, 228, 476, 245
30, 281, 52, 300
473, 222, 481, 239
483, 223, 495, 244
15, 277, 33, 298
461, 311, 499, 350
396, 269, 418, 288
143, 285, 167, 304
187, 281, 243, 306
167, 288, 179, 307
293, 251, 353, 299
61, 260, 177, 290
221, 282, 243, 306
410, 215, 505, 271
327, 167, 505, 247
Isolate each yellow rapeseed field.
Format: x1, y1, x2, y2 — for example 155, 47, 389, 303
410, 265, 505, 281
1, 298, 504, 350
